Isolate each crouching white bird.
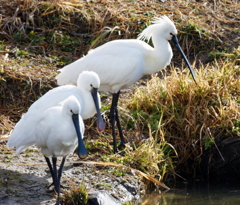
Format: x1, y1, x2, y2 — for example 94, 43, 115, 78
55, 16, 197, 153
35, 95, 86, 204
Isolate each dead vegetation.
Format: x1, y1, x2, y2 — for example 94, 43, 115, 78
124, 56, 239, 178
0, 0, 239, 56
0, 0, 239, 182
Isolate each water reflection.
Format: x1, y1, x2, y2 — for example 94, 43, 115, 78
141, 182, 240, 205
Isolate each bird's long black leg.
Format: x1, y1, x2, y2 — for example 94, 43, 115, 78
114, 91, 126, 148
57, 156, 66, 194
45, 156, 67, 192
110, 91, 126, 153
54, 157, 66, 205
110, 94, 117, 153
52, 156, 60, 205
44, 156, 55, 190
52, 156, 59, 193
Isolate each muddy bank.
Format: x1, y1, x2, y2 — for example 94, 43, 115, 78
0, 142, 148, 205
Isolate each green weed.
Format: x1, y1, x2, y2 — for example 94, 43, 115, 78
95, 182, 113, 188
3, 156, 15, 162
109, 167, 127, 177
203, 136, 214, 150
16, 49, 30, 58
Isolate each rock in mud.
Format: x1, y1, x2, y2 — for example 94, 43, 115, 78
88, 191, 121, 205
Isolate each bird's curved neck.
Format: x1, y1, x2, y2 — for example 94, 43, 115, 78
152, 34, 169, 52
143, 35, 172, 75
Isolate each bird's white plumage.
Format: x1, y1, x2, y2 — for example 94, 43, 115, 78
7, 71, 101, 154
35, 96, 84, 157
56, 16, 177, 93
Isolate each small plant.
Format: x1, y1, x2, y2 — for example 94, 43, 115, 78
47, 31, 81, 52
84, 136, 113, 154
95, 182, 113, 189
109, 167, 127, 177
0, 41, 5, 50
3, 156, 15, 162
29, 30, 45, 45
24, 152, 33, 157
61, 183, 89, 205
100, 104, 110, 111
180, 21, 206, 37
203, 136, 214, 150
232, 119, 240, 136
2, 147, 13, 154
25, 148, 39, 153
16, 49, 30, 58
13, 32, 24, 43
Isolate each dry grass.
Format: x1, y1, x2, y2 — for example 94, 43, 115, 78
124, 48, 239, 177
0, 55, 59, 135
103, 140, 169, 178
60, 183, 89, 205
0, 0, 239, 57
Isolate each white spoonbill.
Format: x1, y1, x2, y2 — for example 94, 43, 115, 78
35, 95, 86, 204
55, 16, 197, 153
7, 71, 105, 155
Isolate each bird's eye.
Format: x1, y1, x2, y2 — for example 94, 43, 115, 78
90, 84, 93, 87
170, 33, 173, 35
70, 109, 73, 113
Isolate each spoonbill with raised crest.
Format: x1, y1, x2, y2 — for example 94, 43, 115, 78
55, 16, 197, 153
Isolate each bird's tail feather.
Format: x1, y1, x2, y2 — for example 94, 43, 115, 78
7, 114, 36, 154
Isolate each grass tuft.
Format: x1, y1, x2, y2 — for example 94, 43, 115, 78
102, 140, 174, 181
61, 183, 89, 205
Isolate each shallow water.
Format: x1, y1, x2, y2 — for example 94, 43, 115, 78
141, 182, 240, 205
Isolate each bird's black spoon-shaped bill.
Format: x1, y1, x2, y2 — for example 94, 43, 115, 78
91, 87, 106, 131
172, 35, 197, 84
72, 114, 88, 159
